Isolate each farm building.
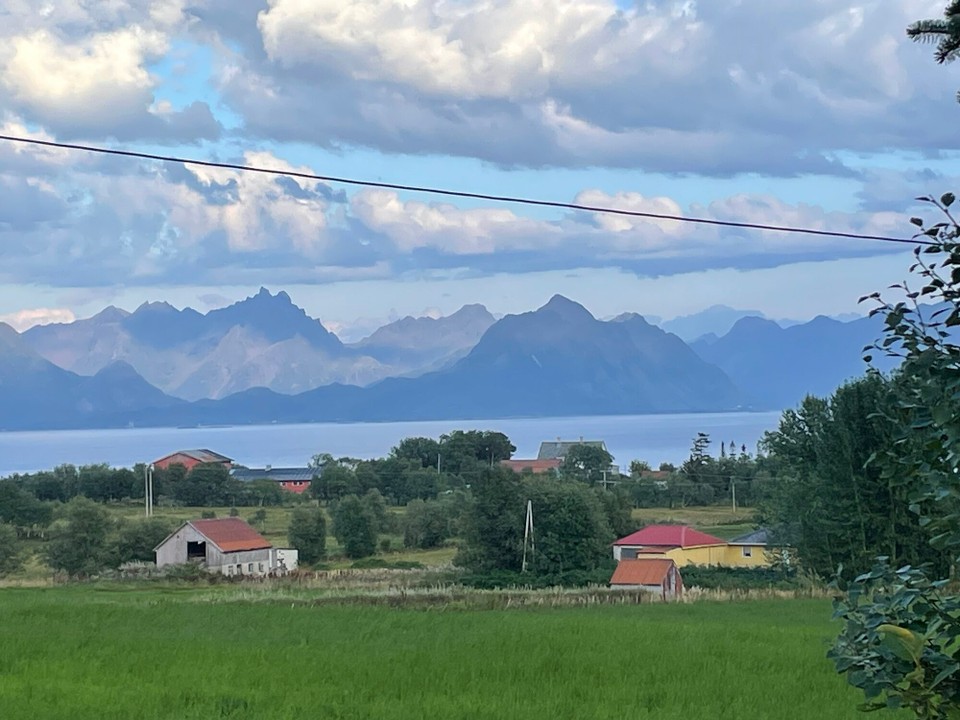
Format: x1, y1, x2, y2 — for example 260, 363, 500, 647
152, 449, 233, 472
499, 459, 561, 475
154, 518, 297, 576
609, 558, 683, 600
612, 525, 771, 568
231, 466, 314, 494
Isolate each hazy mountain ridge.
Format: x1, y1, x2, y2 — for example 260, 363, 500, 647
0, 293, 903, 430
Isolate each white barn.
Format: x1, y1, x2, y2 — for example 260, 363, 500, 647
154, 517, 297, 576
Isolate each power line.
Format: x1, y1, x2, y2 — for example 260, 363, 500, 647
0, 133, 930, 247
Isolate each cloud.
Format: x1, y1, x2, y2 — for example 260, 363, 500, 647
197, 0, 959, 175
0, 1, 221, 142
0, 307, 76, 331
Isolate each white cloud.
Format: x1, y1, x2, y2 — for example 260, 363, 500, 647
0, 307, 75, 331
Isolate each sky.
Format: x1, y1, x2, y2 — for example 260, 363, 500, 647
0, 0, 957, 335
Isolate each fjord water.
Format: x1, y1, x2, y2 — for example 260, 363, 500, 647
0, 411, 782, 476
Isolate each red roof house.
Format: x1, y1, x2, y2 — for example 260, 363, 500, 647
613, 525, 727, 566
152, 449, 233, 472
500, 459, 562, 474
610, 558, 683, 600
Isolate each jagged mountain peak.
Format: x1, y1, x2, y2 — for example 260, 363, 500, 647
538, 294, 594, 321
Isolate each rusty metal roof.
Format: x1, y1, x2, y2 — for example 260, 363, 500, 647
610, 558, 677, 586
190, 518, 271, 553
154, 449, 233, 465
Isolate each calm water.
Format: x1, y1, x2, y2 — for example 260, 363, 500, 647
0, 412, 783, 476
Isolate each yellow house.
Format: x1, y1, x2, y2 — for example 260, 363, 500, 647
612, 525, 771, 568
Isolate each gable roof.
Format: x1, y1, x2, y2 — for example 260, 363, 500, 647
729, 528, 771, 545
610, 558, 677, 586
537, 440, 608, 460
499, 459, 561, 474
613, 524, 726, 548
189, 518, 272, 552
231, 467, 314, 482
154, 449, 233, 465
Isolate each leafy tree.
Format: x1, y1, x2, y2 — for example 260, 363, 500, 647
248, 508, 268, 528
403, 499, 451, 549
391, 437, 441, 469
113, 518, 173, 565
332, 495, 377, 559
46, 497, 112, 576
0, 481, 52, 528
596, 488, 635, 538
560, 444, 615, 486
288, 507, 327, 564
456, 467, 525, 573
0, 523, 23, 577
829, 196, 960, 715
628, 459, 651, 476
360, 488, 390, 534
244, 479, 287, 507
79, 465, 137, 502
170, 463, 239, 506
310, 463, 358, 503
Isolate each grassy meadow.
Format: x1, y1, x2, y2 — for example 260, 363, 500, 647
0, 587, 876, 719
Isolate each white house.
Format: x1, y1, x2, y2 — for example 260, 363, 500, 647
154, 517, 297, 576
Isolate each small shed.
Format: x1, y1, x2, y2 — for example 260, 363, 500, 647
610, 558, 683, 600
154, 518, 297, 576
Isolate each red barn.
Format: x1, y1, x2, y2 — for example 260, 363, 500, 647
153, 449, 233, 472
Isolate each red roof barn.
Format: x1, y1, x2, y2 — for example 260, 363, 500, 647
613, 525, 726, 550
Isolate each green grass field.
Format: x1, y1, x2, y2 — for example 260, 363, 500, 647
0, 588, 875, 719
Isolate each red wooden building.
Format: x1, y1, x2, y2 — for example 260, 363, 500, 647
152, 449, 234, 472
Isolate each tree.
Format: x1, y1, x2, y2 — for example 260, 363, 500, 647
403, 499, 451, 549
288, 507, 327, 564
310, 463, 358, 503
331, 495, 377, 559
173, 463, 239, 506
829, 196, 960, 715
0, 523, 23, 577
456, 467, 525, 573
628, 460, 651, 476
113, 518, 174, 565
360, 489, 390, 534
0, 481, 52, 528
560, 444, 615, 486
391, 437, 441, 469
46, 497, 112, 576
909, 2, 960, 101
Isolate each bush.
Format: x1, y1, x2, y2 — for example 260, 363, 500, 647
46, 497, 112, 576
332, 495, 377, 559
288, 507, 327, 565
458, 564, 616, 590
403, 498, 451, 549
680, 565, 801, 591
350, 558, 424, 570
201, 510, 216, 519
113, 518, 174, 565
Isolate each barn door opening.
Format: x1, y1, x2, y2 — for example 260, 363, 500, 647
187, 541, 206, 561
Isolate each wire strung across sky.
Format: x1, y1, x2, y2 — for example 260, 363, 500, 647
0, 133, 930, 247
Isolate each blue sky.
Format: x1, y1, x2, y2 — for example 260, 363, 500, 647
0, 0, 957, 335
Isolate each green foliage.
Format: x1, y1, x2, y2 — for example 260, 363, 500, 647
332, 495, 378, 559
349, 558, 424, 570
46, 497, 112, 576
830, 559, 960, 716
679, 565, 802, 591
248, 508, 268, 528
391, 436, 441, 469
758, 374, 948, 579
360, 488, 390, 534
0, 480, 52, 528
0, 523, 23, 577
287, 507, 327, 564
456, 468, 615, 577
559, 443, 614, 485
457, 564, 616, 590
829, 197, 960, 717
403, 498, 452, 549
172, 463, 242, 507
112, 518, 174, 565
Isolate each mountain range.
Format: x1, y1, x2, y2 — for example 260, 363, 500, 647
0, 290, 892, 430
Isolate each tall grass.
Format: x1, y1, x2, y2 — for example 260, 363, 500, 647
0, 588, 882, 719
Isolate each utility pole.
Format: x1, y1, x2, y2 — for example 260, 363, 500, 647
144, 464, 155, 517
521, 500, 535, 573
731, 479, 737, 512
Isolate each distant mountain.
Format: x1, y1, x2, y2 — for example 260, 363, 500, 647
351, 304, 495, 370
691, 314, 892, 410
0, 324, 182, 430
21, 288, 390, 400
659, 305, 766, 342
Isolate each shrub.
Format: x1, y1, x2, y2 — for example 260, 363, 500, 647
288, 507, 327, 565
